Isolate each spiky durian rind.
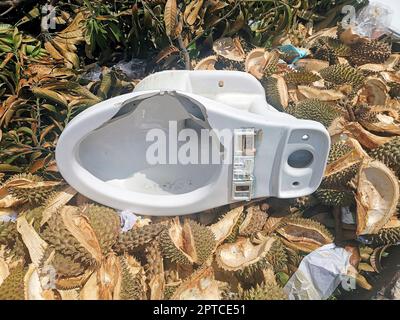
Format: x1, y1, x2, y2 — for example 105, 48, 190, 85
159, 228, 191, 265
0, 265, 26, 300
119, 257, 147, 300
80, 204, 120, 255
348, 40, 391, 66
4, 173, 56, 205
188, 220, 216, 265
328, 141, 353, 164
225, 211, 246, 243
41, 210, 95, 266
238, 238, 287, 278
241, 282, 287, 300
284, 71, 321, 85
114, 223, 167, 253
287, 99, 342, 128
319, 64, 365, 89
279, 217, 334, 242
368, 137, 400, 177
321, 162, 360, 189
314, 188, 355, 207
261, 75, 288, 112
52, 252, 86, 278
358, 227, 400, 247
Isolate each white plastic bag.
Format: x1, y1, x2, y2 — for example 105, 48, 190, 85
354, 2, 392, 39
284, 244, 354, 300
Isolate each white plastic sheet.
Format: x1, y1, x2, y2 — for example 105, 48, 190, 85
284, 244, 354, 300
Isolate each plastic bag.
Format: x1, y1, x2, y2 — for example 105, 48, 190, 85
284, 243, 354, 300
351, 2, 393, 39
118, 210, 138, 232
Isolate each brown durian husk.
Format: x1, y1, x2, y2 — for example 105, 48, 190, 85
170, 266, 228, 300
358, 106, 400, 135
275, 219, 333, 253
338, 122, 393, 149
194, 55, 218, 70
297, 86, 344, 102
355, 160, 399, 235
209, 206, 243, 246
213, 37, 245, 62
215, 236, 276, 273
358, 78, 389, 106
294, 59, 329, 72
245, 48, 266, 79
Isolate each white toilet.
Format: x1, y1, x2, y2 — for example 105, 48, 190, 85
56, 71, 330, 215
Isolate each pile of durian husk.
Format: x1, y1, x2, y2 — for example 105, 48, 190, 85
1, 25, 400, 300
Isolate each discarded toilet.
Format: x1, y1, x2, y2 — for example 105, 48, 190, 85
56, 70, 330, 215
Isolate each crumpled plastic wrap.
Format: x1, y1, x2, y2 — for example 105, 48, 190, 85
118, 210, 138, 232
352, 2, 393, 39
284, 243, 354, 300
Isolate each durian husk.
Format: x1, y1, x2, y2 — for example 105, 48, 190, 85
194, 55, 218, 70
245, 49, 279, 79
294, 59, 329, 72
297, 86, 344, 102
355, 160, 399, 235
4, 174, 61, 206
212, 37, 245, 62
358, 78, 389, 106
209, 206, 244, 246
275, 217, 333, 253
238, 206, 267, 236
160, 218, 215, 265
215, 235, 279, 276
343, 122, 393, 149
357, 106, 400, 135
170, 266, 228, 300
262, 74, 289, 111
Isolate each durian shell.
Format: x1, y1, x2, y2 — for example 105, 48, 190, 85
215, 235, 281, 277
357, 105, 400, 135
294, 59, 329, 72
262, 75, 289, 111
284, 71, 321, 86
355, 160, 399, 235
41, 206, 101, 266
238, 206, 267, 236
359, 78, 389, 106
194, 55, 218, 70
344, 122, 393, 149
4, 174, 60, 206
170, 266, 228, 300
245, 49, 279, 79
118, 255, 147, 300
0, 265, 26, 300
245, 48, 266, 79
212, 37, 245, 62
209, 206, 244, 246
275, 217, 333, 253
80, 204, 120, 255
241, 282, 287, 300
368, 136, 400, 176
288, 99, 343, 129
160, 218, 215, 265
114, 222, 166, 253
145, 241, 164, 300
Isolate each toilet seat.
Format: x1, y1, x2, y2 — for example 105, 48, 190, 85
56, 71, 330, 215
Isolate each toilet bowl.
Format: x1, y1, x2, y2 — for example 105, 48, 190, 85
55, 70, 330, 215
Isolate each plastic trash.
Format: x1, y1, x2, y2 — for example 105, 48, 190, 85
81, 64, 102, 81
279, 44, 308, 64
341, 206, 356, 225
118, 210, 138, 233
284, 243, 356, 300
354, 2, 392, 39
112, 59, 147, 80
0, 212, 17, 223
